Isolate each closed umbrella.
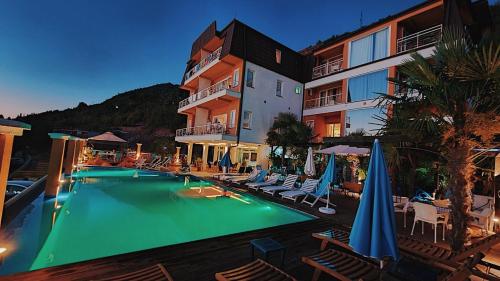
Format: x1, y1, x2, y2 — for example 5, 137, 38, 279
318, 153, 335, 214
219, 150, 232, 173
304, 147, 315, 177
349, 139, 399, 267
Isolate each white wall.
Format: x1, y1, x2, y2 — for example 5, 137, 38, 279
239, 61, 304, 144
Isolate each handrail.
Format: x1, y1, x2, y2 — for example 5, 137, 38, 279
179, 76, 232, 109
176, 123, 227, 137
304, 93, 343, 109
185, 47, 222, 81
397, 24, 442, 54
312, 57, 343, 79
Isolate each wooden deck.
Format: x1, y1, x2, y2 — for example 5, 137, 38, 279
1, 176, 498, 280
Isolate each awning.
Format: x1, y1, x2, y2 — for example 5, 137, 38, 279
316, 145, 370, 156
88, 132, 127, 143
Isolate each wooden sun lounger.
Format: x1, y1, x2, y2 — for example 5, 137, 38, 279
215, 259, 296, 281
302, 249, 484, 281
97, 264, 174, 281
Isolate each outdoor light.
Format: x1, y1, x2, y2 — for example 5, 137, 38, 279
0, 248, 7, 255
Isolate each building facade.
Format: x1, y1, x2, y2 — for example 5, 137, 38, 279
176, 20, 306, 170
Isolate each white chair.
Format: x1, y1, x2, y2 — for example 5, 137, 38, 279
411, 202, 448, 243
470, 194, 494, 234
261, 174, 298, 196
280, 178, 320, 202
246, 173, 280, 191
393, 196, 410, 228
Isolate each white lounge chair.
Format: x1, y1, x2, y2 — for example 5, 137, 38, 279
393, 195, 411, 228
135, 158, 146, 169
261, 174, 298, 196
145, 156, 161, 169
246, 173, 280, 191
221, 167, 257, 181
301, 179, 330, 207
280, 178, 320, 202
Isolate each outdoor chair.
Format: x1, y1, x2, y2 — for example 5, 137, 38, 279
393, 195, 411, 228
214, 259, 296, 281
280, 178, 319, 203
261, 174, 298, 196
227, 169, 266, 184
470, 194, 494, 234
246, 173, 280, 191
411, 202, 448, 243
97, 264, 173, 281
301, 179, 330, 207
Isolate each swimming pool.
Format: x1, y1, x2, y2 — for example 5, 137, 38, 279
0, 167, 313, 275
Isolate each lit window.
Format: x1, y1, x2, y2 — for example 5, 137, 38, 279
276, 80, 282, 97
276, 49, 282, 64
242, 111, 253, 129
295, 86, 302, 95
326, 123, 341, 137
232, 69, 239, 87
246, 69, 255, 88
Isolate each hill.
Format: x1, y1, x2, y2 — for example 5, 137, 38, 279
13, 83, 188, 154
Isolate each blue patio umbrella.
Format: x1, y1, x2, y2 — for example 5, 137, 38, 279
317, 153, 335, 213
219, 150, 232, 169
349, 139, 399, 263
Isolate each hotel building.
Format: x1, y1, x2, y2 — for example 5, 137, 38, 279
301, 0, 491, 143
177, 0, 491, 169
176, 20, 306, 169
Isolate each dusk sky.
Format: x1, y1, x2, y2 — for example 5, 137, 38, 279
0, 0, 431, 118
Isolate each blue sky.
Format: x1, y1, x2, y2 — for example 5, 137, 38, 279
0, 0, 433, 117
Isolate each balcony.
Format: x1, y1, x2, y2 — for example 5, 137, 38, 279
178, 77, 240, 113
397, 24, 442, 54
304, 93, 343, 110
175, 123, 236, 143
312, 57, 343, 79
184, 47, 222, 82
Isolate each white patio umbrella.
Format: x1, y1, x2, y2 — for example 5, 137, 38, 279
304, 147, 315, 176
316, 145, 370, 156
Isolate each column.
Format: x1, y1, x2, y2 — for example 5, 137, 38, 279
63, 139, 77, 175
46, 133, 68, 198
187, 143, 193, 165
256, 145, 270, 170
201, 144, 209, 171
136, 143, 142, 160
175, 146, 181, 163
212, 146, 219, 163
230, 146, 238, 165
73, 140, 81, 166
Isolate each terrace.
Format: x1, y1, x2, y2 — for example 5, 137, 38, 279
178, 77, 240, 113
396, 24, 442, 54
184, 47, 222, 83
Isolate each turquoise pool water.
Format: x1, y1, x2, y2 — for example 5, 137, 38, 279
1, 167, 313, 274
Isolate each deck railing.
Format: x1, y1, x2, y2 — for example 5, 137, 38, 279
304, 93, 343, 109
397, 24, 442, 54
184, 47, 222, 81
179, 77, 232, 109
176, 123, 227, 137
312, 57, 343, 79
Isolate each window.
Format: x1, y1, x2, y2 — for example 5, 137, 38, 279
229, 110, 236, 128
232, 69, 239, 87
276, 80, 282, 97
295, 86, 302, 95
326, 123, 341, 137
350, 28, 388, 67
242, 111, 253, 129
305, 120, 315, 129
275, 49, 282, 64
246, 69, 255, 88
347, 69, 388, 102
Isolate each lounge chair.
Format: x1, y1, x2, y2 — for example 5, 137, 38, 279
135, 158, 146, 169
227, 169, 266, 184
302, 249, 484, 281
97, 264, 174, 281
145, 156, 161, 169
301, 179, 330, 207
218, 167, 255, 181
246, 173, 280, 191
214, 259, 296, 281
279, 178, 320, 202
261, 174, 298, 196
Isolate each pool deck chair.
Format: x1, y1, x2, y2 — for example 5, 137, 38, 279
220, 167, 258, 181
98, 264, 174, 281
215, 259, 296, 281
280, 178, 319, 203
301, 179, 330, 207
229, 169, 266, 184
261, 174, 298, 196
246, 173, 280, 191
302, 249, 484, 281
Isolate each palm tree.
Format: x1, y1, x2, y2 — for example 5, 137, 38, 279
378, 28, 499, 250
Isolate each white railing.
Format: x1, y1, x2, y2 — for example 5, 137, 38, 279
312, 57, 343, 79
176, 123, 227, 137
304, 93, 343, 109
397, 24, 442, 54
184, 47, 222, 81
179, 77, 233, 109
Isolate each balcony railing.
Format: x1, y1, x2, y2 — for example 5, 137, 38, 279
184, 47, 222, 81
176, 123, 227, 137
312, 57, 343, 79
179, 77, 233, 109
304, 93, 343, 109
397, 24, 442, 54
